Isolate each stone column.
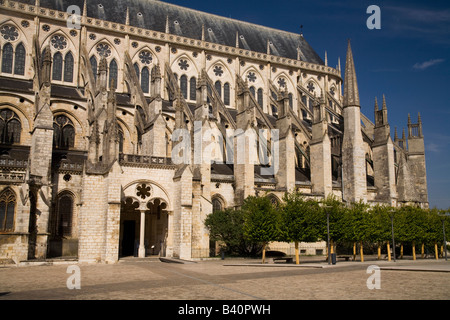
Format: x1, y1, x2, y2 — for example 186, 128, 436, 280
138, 205, 146, 258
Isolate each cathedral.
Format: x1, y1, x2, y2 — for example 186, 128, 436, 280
0, 0, 428, 263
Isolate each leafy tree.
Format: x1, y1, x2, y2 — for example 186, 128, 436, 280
345, 201, 371, 262
369, 204, 392, 259
318, 195, 347, 258
242, 195, 281, 263
204, 208, 261, 256
280, 191, 322, 264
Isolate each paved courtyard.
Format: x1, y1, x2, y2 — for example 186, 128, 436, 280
0, 256, 449, 301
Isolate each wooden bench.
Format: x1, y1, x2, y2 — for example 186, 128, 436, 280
268, 257, 294, 264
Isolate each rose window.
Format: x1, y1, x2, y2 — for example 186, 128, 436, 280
139, 50, 152, 65
96, 43, 111, 58
307, 82, 315, 93
51, 35, 68, 50
136, 184, 152, 200
178, 59, 189, 71
0, 25, 19, 41
213, 65, 223, 77
247, 72, 257, 83
277, 77, 286, 88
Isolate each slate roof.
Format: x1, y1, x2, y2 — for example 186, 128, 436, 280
27, 0, 323, 64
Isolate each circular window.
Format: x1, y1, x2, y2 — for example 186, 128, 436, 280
136, 184, 152, 200
0, 25, 19, 41
96, 43, 111, 57
51, 35, 68, 50
139, 50, 153, 65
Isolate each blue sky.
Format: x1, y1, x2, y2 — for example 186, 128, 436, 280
163, 0, 450, 209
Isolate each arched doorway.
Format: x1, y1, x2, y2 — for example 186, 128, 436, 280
119, 197, 168, 258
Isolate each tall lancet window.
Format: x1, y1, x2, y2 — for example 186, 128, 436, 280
189, 77, 197, 101
109, 59, 118, 89
257, 88, 263, 107
63, 52, 74, 82
180, 75, 188, 99
134, 63, 140, 81
224, 83, 231, 106
90, 56, 97, 80
215, 80, 222, 99
52, 52, 63, 81
141, 67, 150, 94
1, 43, 13, 74
14, 43, 26, 75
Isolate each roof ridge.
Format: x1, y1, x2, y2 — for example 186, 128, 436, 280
147, 0, 304, 40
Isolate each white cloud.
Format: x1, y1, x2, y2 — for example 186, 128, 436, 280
413, 59, 445, 70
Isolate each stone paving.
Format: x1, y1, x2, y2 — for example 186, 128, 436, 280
0, 256, 449, 301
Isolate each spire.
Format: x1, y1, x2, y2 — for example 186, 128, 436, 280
408, 113, 411, 125
165, 15, 170, 33
374, 97, 379, 111
418, 112, 422, 124
382, 94, 387, 110
125, 7, 130, 25
343, 40, 360, 108
394, 127, 398, 141
325, 51, 328, 66
83, 0, 87, 17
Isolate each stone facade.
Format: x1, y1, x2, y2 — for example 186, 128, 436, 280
0, 0, 428, 263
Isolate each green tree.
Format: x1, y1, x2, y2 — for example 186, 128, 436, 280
280, 191, 322, 264
204, 208, 261, 256
369, 204, 392, 259
345, 201, 371, 262
319, 195, 347, 258
242, 195, 281, 263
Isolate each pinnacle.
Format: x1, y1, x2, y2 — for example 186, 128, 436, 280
343, 40, 360, 108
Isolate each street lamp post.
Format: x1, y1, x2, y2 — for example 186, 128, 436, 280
441, 213, 449, 262
390, 208, 396, 262
324, 205, 332, 265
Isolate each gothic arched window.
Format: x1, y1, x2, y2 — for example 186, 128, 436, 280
14, 43, 26, 75
118, 127, 124, 154
90, 56, 97, 80
134, 62, 140, 81
189, 77, 197, 101
63, 52, 74, 82
180, 75, 188, 99
224, 83, 230, 106
141, 67, 150, 94
215, 80, 222, 99
212, 198, 223, 213
0, 188, 16, 232
109, 59, 118, 89
0, 108, 21, 144
52, 52, 63, 81
257, 88, 263, 107
1, 43, 13, 74
56, 193, 73, 237
249, 86, 256, 98
53, 115, 75, 149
